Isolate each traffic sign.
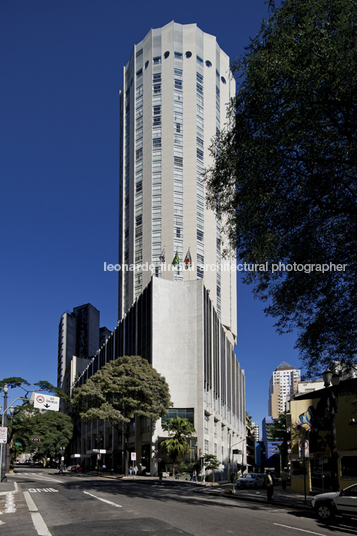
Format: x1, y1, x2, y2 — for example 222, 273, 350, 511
0, 427, 7, 444
32, 393, 59, 412
299, 439, 310, 458
131, 452, 136, 461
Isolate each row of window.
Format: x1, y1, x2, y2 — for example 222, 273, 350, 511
135, 50, 227, 85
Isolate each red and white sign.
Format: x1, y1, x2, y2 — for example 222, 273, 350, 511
131, 452, 136, 461
33, 393, 59, 412
0, 427, 7, 444
299, 439, 310, 458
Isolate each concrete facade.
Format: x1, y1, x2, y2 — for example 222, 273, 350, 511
268, 361, 301, 418
119, 21, 237, 345
72, 278, 245, 479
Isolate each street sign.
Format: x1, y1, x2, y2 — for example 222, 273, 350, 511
33, 393, 59, 412
0, 427, 7, 444
299, 439, 310, 458
131, 452, 136, 461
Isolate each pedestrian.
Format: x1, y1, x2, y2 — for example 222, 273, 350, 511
265, 470, 274, 502
192, 469, 197, 482
281, 468, 288, 490
134, 465, 138, 476
129, 467, 133, 476
102, 464, 106, 473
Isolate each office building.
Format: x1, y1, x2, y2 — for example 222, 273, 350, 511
268, 361, 300, 418
66, 22, 245, 479
118, 21, 236, 346
73, 278, 245, 478
57, 303, 110, 390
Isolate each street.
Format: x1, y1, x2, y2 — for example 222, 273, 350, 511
1, 468, 357, 536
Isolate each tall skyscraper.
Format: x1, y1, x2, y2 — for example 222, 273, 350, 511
66, 23, 245, 478
268, 361, 301, 418
119, 21, 236, 344
57, 303, 109, 390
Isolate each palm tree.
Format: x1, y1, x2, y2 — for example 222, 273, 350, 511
160, 417, 196, 476
203, 454, 220, 482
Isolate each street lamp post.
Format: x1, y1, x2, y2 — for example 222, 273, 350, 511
0, 385, 32, 485
231, 438, 246, 479
322, 369, 340, 492
0, 384, 9, 482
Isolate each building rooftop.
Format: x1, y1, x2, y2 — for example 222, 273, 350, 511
276, 361, 295, 370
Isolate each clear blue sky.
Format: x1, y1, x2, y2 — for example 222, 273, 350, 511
1, 0, 301, 431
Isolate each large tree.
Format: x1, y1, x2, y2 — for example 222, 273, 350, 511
0, 377, 71, 465
160, 417, 196, 476
0, 377, 67, 401
11, 408, 73, 461
206, 0, 357, 377
269, 412, 290, 470
71, 356, 171, 475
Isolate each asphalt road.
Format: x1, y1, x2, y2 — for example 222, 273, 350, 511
3, 468, 357, 536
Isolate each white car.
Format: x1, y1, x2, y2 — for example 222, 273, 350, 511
236, 473, 265, 489
311, 483, 357, 522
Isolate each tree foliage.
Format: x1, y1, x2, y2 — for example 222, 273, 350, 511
269, 413, 289, 469
71, 356, 172, 475
206, 0, 357, 377
203, 454, 220, 482
11, 407, 73, 460
0, 377, 67, 401
160, 417, 196, 475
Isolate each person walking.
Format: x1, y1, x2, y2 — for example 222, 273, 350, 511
265, 470, 274, 502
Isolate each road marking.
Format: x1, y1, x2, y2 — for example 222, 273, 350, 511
20, 473, 63, 484
24, 491, 38, 512
28, 488, 59, 493
31, 512, 52, 535
274, 523, 326, 536
83, 491, 122, 508
24, 491, 53, 535
4, 492, 16, 513
0, 482, 18, 496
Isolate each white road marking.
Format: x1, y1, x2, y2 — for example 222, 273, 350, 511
0, 482, 18, 496
274, 523, 326, 536
28, 488, 59, 493
24, 491, 38, 512
83, 491, 122, 508
31, 512, 53, 536
20, 473, 63, 484
4, 492, 16, 513
24, 491, 53, 535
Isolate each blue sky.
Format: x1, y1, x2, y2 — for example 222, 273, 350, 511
0, 0, 301, 431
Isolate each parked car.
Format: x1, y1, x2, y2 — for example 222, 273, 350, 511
311, 483, 357, 522
66, 464, 82, 472
236, 473, 265, 489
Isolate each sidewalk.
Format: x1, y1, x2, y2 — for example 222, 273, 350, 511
0, 478, 39, 535
198, 483, 312, 509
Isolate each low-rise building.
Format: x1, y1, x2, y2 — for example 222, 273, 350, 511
290, 378, 357, 494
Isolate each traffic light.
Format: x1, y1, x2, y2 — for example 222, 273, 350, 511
32, 437, 40, 442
